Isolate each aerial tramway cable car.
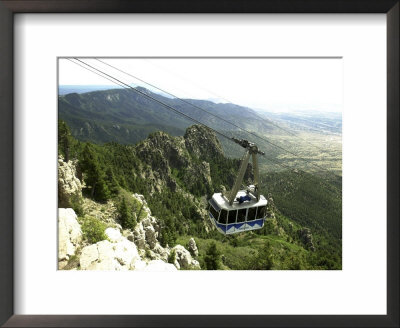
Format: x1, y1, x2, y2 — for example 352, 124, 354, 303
208, 138, 268, 235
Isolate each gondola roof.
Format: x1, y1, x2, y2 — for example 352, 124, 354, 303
210, 191, 267, 211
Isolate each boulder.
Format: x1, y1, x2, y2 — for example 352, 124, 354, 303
80, 238, 142, 271
172, 245, 201, 270
58, 208, 82, 269
105, 227, 123, 242
58, 157, 82, 208
114, 239, 142, 266
140, 260, 177, 272
152, 243, 169, 262
79, 243, 101, 270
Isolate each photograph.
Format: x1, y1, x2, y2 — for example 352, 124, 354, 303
57, 57, 342, 271
1, 0, 397, 325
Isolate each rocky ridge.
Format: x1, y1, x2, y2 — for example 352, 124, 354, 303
134, 125, 224, 195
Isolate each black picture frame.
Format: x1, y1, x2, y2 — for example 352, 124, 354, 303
0, 1, 398, 327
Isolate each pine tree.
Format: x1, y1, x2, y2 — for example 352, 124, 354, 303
80, 143, 110, 201
93, 175, 110, 202
58, 120, 71, 162
105, 167, 119, 196
168, 249, 176, 264
253, 241, 274, 270
118, 198, 136, 230
204, 242, 221, 270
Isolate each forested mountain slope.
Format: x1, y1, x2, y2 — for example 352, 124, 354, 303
59, 120, 342, 270
58, 87, 279, 145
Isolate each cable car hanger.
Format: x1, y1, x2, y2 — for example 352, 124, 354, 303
227, 138, 265, 205
208, 139, 268, 235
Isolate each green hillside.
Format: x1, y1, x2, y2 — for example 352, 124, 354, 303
59, 120, 342, 270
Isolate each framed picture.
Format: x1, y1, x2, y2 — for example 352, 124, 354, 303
0, 1, 398, 327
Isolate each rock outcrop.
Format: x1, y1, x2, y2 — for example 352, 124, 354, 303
172, 245, 200, 270
188, 238, 199, 257
79, 227, 178, 271
59, 192, 199, 270
135, 131, 189, 183
299, 228, 315, 251
58, 156, 82, 208
134, 128, 214, 196
124, 194, 163, 253
58, 208, 82, 269
79, 238, 146, 270
184, 125, 224, 161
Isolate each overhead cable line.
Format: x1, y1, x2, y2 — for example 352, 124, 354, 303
96, 58, 262, 137
145, 59, 340, 135
93, 58, 339, 178
68, 59, 301, 174
66, 58, 340, 186
66, 58, 131, 91
69, 61, 297, 171
73, 58, 234, 143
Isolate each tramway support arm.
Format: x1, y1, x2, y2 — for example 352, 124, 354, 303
228, 150, 251, 205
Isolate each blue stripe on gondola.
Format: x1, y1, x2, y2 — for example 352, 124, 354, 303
247, 220, 257, 227
246, 219, 264, 227
216, 222, 227, 233
254, 219, 264, 227
233, 222, 245, 229
211, 217, 265, 234
255, 219, 264, 226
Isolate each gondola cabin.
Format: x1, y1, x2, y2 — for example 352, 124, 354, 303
208, 190, 267, 235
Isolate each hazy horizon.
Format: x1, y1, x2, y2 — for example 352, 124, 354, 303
59, 58, 343, 114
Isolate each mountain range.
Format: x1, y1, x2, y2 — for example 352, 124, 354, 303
58, 86, 342, 172
59, 86, 339, 145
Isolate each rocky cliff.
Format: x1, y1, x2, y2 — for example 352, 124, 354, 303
58, 157, 200, 271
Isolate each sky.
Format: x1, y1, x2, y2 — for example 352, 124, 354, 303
58, 58, 343, 113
